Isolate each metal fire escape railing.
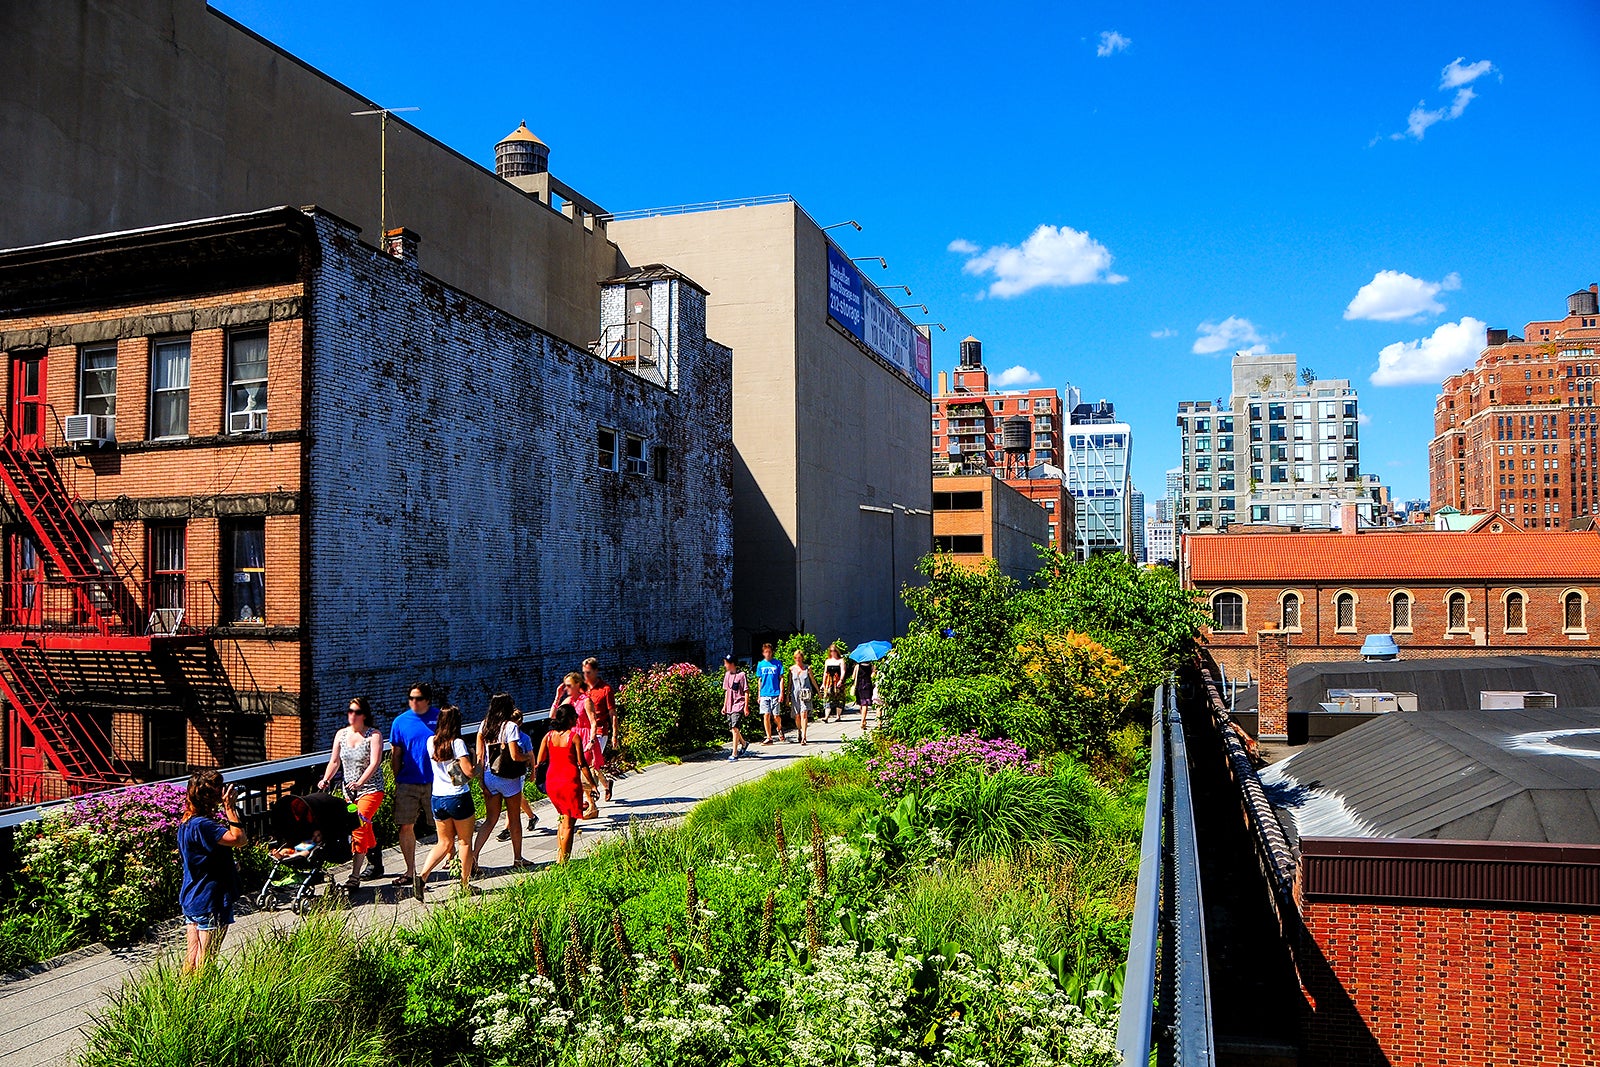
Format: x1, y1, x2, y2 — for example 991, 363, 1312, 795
594, 320, 673, 389
1117, 682, 1216, 1066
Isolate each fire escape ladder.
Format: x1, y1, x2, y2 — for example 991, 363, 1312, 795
152, 642, 244, 763
0, 436, 143, 631
0, 645, 124, 789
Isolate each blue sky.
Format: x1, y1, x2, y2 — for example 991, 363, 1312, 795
215, 0, 1600, 503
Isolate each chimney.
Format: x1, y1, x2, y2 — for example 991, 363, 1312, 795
1257, 628, 1289, 739
1339, 501, 1359, 534
937, 371, 948, 397
382, 227, 420, 267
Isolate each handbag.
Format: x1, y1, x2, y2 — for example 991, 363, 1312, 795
534, 758, 549, 795
489, 740, 522, 779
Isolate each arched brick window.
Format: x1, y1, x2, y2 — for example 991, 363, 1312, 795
1505, 591, 1525, 632
1281, 592, 1301, 631
1212, 592, 1244, 633
1448, 592, 1468, 632
1335, 592, 1355, 631
1391, 592, 1412, 633
1565, 591, 1586, 633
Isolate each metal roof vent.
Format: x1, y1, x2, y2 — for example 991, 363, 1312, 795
1481, 691, 1558, 710
1360, 634, 1399, 661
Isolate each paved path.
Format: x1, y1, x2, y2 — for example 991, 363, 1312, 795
0, 717, 864, 1066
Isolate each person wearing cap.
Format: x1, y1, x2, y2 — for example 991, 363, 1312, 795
721, 654, 750, 761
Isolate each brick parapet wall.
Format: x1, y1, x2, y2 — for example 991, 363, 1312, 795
1298, 900, 1600, 1066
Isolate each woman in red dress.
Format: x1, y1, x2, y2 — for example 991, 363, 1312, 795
551, 672, 602, 813
536, 702, 593, 864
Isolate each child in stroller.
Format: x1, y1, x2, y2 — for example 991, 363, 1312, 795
255, 791, 360, 913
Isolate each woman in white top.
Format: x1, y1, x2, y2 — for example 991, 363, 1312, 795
471, 693, 531, 868
415, 704, 475, 900
786, 650, 817, 745
822, 644, 847, 723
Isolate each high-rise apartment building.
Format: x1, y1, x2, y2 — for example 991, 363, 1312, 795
1130, 488, 1148, 563
1145, 513, 1177, 564
1065, 400, 1134, 557
1429, 285, 1600, 528
1176, 352, 1367, 530
931, 338, 1074, 551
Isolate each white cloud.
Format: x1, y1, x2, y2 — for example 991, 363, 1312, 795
1448, 87, 1476, 118
1344, 270, 1461, 322
1096, 30, 1131, 57
1403, 101, 1446, 139
1192, 316, 1265, 356
1151, 328, 1177, 339
1440, 57, 1493, 89
954, 224, 1127, 297
995, 365, 1042, 387
1357, 412, 1372, 426
947, 238, 979, 255
1370, 316, 1487, 386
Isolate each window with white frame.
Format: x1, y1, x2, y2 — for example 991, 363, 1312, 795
624, 434, 647, 475
227, 331, 269, 433
80, 344, 116, 417
1211, 592, 1244, 633
150, 338, 191, 439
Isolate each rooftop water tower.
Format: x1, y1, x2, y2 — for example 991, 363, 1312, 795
495, 121, 549, 179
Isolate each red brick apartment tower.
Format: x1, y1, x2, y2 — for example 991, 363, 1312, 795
932, 336, 1071, 549
1430, 284, 1600, 528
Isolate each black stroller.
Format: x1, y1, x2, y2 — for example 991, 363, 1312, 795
254, 791, 360, 914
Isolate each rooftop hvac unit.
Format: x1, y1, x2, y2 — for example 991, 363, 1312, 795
62, 413, 115, 446
229, 410, 268, 434
1480, 691, 1558, 710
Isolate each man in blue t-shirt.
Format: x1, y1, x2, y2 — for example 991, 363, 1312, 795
755, 643, 786, 744
387, 682, 441, 885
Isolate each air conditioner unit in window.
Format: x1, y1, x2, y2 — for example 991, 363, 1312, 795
62, 414, 116, 446
229, 410, 268, 434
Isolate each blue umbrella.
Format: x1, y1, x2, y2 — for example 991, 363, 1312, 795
849, 640, 892, 662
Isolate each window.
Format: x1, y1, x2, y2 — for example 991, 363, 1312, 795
1447, 592, 1468, 632
148, 523, 186, 621
1281, 592, 1301, 630
624, 434, 647, 475
652, 445, 669, 484
79, 344, 116, 417
226, 331, 268, 432
1565, 591, 1586, 632
150, 338, 191, 439
1504, 591, 1525, 632
224, 520, 265, 624
1335, 592, 1355, 631
597, 427, 618, 471
932, 492, 984, 510
934, 535, 984, 553
1211, 592, 1244, 633
1391, 592, 1412, 632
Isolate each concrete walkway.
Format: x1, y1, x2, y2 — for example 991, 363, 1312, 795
0, 716, 863, 1067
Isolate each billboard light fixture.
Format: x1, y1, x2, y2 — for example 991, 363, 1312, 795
823, 220, 862, 232
897, 303, 929, 315
915, 322, 948, 332
851, 256, 888, 270
875, 284, 912, 296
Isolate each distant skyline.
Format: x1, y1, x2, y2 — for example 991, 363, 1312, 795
212, 0, 1600, 501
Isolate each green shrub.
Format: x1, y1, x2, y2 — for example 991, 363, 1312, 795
616, 663, 725, 763
922, 761, 1138, 860
880, 672, 1047, 749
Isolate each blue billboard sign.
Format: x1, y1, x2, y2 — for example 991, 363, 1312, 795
825, 243, 931, 395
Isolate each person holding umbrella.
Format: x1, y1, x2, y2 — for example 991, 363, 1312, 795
847, 640, 891, 731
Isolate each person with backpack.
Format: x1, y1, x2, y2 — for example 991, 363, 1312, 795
472, 693, 532, 868
785, 649, 817, 745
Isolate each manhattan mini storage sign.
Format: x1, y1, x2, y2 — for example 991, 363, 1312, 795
826, 244, 932, 395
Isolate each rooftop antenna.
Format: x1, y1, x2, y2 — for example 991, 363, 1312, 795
350, 106, 420, 242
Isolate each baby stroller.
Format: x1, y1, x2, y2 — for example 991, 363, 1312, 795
254, 791, 360, 914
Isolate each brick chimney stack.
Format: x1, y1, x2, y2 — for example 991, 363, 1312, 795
382, 227, 420, 266
1339, 501, 1359, 535
1257, 628, 1289, 739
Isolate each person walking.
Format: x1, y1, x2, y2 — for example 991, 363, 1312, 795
415, 704, 476, 899
582, 658, 616, 801
536, 701, 594, 864
785, 649, 817, 745
388, 683, 441, 888
755, 643, 785, 744
316, 696, 386, 890
551, 672, 601, 816
821, 643, 847, 724
472, 693, 531, 868
177, 769, 248, 973
848, 659, 876, 730
722, 654, 749, 761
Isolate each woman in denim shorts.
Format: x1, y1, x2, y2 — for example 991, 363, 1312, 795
471, 693, 532, 868
177, 769, 248, 972
415, 705, 477, 900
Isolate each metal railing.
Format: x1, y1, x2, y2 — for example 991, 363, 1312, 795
594, 320, 673, 389
1117, 682, 1216, 1066
598, 193, 796, 223
0, 577, 219, 639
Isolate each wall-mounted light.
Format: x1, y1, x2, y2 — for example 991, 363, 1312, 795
823, 220, 862, 232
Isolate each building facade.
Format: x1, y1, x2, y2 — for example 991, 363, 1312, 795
0, 207, 732, 802
1429, 285, 1600, 528
1186, 526, 1600, 680
1176, 352, 1366, 531
931, 337, 1071, 551
1129, 488, 1147, 563
1145, 513, 1177, 565
931, 475, 1050, 581
1065, 401, 1134, 557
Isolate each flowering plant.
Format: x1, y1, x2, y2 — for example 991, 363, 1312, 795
868, 732, 1040, 798
617, 662, 726, 763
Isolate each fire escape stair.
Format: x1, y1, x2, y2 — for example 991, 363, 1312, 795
0, 645, 126, 789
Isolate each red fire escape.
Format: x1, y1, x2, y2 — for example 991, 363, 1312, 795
0, 382, 247, 804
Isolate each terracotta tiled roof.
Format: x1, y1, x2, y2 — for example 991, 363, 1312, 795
1188, 531, 1600, 584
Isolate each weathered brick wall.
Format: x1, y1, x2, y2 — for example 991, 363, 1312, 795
304, 214, 732, 740
1299, 900, 1600, 1067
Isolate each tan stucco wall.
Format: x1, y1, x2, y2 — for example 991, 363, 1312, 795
611, 202, 932, 649
0, 0, 620, 347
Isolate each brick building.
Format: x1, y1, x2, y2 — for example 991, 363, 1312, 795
932, 337, 1071, 550
930, 474, 1050, 582
1186, 526, 1600, 681
0, 206, 732, 802
1429, 284, 1600, 527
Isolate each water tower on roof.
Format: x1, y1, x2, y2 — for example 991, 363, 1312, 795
495, 121, 549, 179
960, 335, 983, 367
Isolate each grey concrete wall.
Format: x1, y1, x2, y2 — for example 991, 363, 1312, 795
0, 0, 620, 349
305, 212, 731, 742
610, 202, 931, 651
991, 478, 1051, 582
